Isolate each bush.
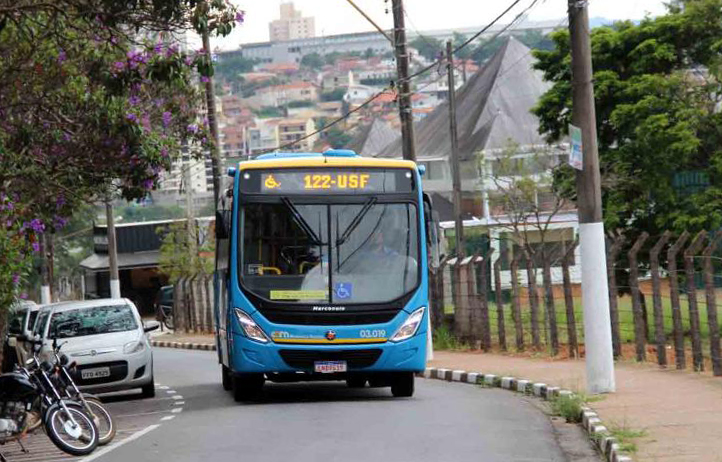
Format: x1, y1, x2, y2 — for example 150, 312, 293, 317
433, 325, 467, 350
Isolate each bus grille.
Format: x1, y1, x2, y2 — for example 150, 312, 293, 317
279, 349, 383, 370
261, 310, 397, 326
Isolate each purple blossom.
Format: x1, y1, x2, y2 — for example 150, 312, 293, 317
56, 195, 66, 208
165, 45, 178, 58
63, 132, 71, 141
12, 274, 19, 285
29, 219, 45, 234
31, 241, 40, 253
184, 56, 194, 66
154, 43, 163, 54
57, 49, 67, 64
235, 11, 245, 24
201, 76, 210, 83
129, 95, 141, 106
141, 114, 151, 131
5, 201, 13, 211
162, 111, 172, 128
6, 219, 12, 228
111, 36, 118, 45
113, 61, 126, 71
187, 124, 199, 134
160, 146, 169, 158
20, 293, 28, 300
126, 113, 138, 123
54, 216, 68, 230
142, 179, 154, 190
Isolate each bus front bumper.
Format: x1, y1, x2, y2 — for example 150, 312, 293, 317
229, 331, 427, 375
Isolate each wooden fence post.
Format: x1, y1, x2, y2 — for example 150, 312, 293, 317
703, 231, 722, 376
493, 254, 506, 351
562, 239, 579, 359
650, 231, 671, 367
524, 250, 541, 350
628, 232, 649, 362
431, 257, 450, 329
684, 230, 708, 372
466, 254, 481, 347
510, 252, 524, 351
541, 250, 558, 356
668, 231, 690, 370
479, 249, 493, 351
606, 234, 626, 358
454, 257, 473, 342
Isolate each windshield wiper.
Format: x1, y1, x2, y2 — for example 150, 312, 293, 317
336, 197, 377, 246
281, 197, 323, 246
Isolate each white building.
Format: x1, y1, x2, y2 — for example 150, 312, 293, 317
269, 2, 315, 42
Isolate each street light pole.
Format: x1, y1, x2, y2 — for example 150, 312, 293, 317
446, 40, 465, 259
106, 201, 121, 299
568, 0, 615, 394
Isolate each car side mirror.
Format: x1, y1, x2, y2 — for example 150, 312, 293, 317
144, 321, 160, 333
215, 210, 229, 239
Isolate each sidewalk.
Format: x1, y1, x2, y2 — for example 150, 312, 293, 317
431, 350, 722, 462
150, 331, 719, 461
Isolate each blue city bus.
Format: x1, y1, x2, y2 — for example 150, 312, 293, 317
214, 150, 438, 401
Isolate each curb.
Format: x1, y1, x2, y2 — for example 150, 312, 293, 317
151, 340, 216, 351
418, 367, 633, 462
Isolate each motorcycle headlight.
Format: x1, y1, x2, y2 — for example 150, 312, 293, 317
123, 341, 146, 354
234, 309, 269, 343
390, 307, 425, 343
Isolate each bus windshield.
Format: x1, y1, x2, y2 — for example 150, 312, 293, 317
240, 200, 419, 304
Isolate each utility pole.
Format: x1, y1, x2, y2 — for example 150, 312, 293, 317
568, 0, 615, 394
446, 40, 465, 258
391, 0, 416, 162
40, 234, 51, 304
201, 23, 222, 212
106, 201, 121, 299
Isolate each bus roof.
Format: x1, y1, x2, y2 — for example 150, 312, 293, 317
235, 151, 417, 171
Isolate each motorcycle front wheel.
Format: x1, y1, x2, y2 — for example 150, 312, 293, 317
83, 397, 116, 446
45, 404, 99, 456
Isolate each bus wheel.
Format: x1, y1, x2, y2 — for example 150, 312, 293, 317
391, 372, 415, 398
233, 373, 264, 402
346, 376, 366, 388
221, 365, 232, 391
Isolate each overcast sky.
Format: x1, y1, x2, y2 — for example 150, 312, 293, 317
202, 0, 669, 51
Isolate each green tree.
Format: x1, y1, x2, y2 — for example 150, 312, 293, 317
216, 54, 258, 82
452, 32, 473, 60
533, 0, 722, 242
324, 126, 352, 148
300, 52, 324, 70
158, 221, 214, 283
410, 35, 443, 61
320, 88, 347, 102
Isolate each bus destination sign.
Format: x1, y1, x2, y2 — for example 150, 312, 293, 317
241, 169, 414, 194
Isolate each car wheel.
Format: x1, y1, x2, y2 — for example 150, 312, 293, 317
141, 375, 156, 398
391, 372, 414, 398
232, 373, 264, 403
222, 365, 232, 391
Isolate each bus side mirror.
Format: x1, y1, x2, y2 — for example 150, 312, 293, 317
423, 193, 440, 266
216, 210, 229, 239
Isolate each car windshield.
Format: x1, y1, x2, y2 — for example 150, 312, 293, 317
240, 201, 419, 304
49, 305, 138, 339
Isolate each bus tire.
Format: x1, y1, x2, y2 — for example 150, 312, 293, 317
391, 372, 414, 398
221, 365, 232, 391
233, 373, 264, 402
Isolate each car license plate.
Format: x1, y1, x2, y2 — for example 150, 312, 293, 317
314, 361, 347, 373
81, 367, 111, 380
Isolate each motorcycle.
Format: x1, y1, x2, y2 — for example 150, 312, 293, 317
48, 336, 116, 446
0, 337, 99, 461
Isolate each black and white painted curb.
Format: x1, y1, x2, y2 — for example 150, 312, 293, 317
151, 340, 216, 351
418, 367, 633, 462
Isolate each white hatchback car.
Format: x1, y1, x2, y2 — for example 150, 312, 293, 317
35, 298, 158, 397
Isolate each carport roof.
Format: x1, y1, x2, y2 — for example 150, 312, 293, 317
79, 251, 160, 271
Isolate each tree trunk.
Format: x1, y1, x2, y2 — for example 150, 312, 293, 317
525, 250, 541, 350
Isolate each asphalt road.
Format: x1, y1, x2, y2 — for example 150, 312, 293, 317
82, 348, 599, 462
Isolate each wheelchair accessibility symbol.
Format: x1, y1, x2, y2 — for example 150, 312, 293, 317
333, 282, 353, 300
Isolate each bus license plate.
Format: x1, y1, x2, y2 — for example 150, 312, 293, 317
314, 361, 347, 373
81, 367, 111, 380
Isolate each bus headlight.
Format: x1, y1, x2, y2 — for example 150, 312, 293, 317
234, 309, 270, 343
390, 307, 425, 343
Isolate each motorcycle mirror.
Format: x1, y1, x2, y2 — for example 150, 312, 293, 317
143, 321, 160, 333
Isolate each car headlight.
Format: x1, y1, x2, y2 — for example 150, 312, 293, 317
123, 341, 146, 354
390, 307, 425, 343
234, 309, 269, 343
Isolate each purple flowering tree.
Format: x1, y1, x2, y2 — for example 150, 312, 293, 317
0, 0, 243, 334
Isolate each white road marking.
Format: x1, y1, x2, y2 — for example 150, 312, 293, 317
171, 408, 183, 413
172, 395, 183, 400
160, 416, 175, 421
175, 401, 186, 405
80, 424, 160, 462
166, 390, 176, 394
158, 386, 169, 390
